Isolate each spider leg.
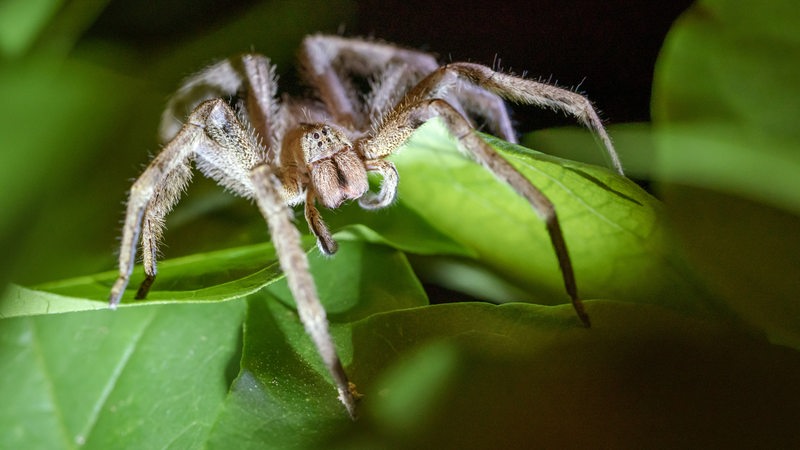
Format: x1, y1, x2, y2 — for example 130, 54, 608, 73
136, 164, 194, 299
159, 54, 282, 158
110, 112, 205, 307
357, 98, 590, 327
300, 35, 439, 130
408, 63, 624, 175
111, 99, 266, 306
251, 165, 358, 418
452, 82, 517, 143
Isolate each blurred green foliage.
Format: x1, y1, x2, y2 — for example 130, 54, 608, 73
1, 0, 799, 448
526, 0, 800, 350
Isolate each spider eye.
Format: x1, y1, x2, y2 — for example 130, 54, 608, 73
317, 141, 322, 147
313, 132, 320, 139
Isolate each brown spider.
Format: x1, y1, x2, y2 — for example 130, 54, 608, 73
108, 35, 624, 418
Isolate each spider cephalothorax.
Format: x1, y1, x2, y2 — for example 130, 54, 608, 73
109, 35, 623, 418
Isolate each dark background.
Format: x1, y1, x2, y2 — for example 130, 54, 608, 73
87, 0, 694, 130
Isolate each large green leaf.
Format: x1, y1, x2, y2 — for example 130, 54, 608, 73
373, 120, 706, 313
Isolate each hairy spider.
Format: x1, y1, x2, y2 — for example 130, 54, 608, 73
109, 35, 623, 418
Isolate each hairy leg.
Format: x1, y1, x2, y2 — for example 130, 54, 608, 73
136, 164, 193, 299
407, 63, 624, 175
357, 97, 590, 327
111, 99, 266, 306
159, 54, 282, 159
300, 34, 439, 130
110, 107, 209, 307
251, 164, 357, 418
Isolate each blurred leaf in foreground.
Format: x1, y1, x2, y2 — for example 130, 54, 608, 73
652, 0, 800, 348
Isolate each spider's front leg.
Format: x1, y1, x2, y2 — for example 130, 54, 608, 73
411, 63, 624, 176
358, 97, 590, 327
251, 165, 358, 418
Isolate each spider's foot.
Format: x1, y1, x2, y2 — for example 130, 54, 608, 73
572, 298, 591, 328
338, 383, 361, 420
135, 274, 156, 300
316, 236, 338, 256
108, 276, 128, 309
578, 310, 591, 328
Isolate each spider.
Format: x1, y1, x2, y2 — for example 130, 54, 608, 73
108, 35, 624, 418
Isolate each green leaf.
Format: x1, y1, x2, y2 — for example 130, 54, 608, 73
379, 120, 706, 312
204, 242, 429, 447
650, 0, 800, 348
0, 241, 431, 448
350, 301, 800, 448
0, 300, 245, 449
24, 241, 287, 311
204, 294, 350, 449
652, 0, 800, 213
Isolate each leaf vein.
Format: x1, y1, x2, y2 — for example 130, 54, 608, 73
77, 308, 159, 444
29, 318, 74, 449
